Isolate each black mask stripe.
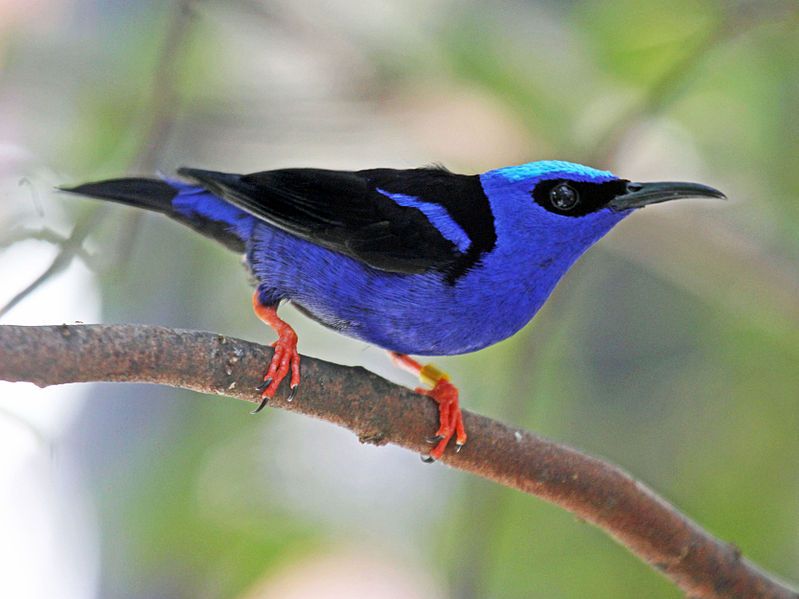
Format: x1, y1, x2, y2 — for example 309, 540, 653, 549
532, 178, 629, 217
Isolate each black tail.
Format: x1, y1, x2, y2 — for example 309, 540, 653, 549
60, 177, 245, 253
60, 178, 178, 214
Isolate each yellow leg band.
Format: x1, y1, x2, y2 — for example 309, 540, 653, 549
419, 363, 450, 388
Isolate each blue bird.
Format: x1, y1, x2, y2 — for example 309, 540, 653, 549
63, 161, 724, 460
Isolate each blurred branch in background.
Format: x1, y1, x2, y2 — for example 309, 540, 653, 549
0, 206, 107, 318
588, 1, 799, 166
133, 0, 197, 173
0, 0, 197, 317
0, 323, 797, 599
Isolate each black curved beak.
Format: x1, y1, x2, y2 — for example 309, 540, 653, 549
609, 181, 726, 212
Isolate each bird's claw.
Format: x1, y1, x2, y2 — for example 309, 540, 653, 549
255, 331, 301, 408
287, 384, 299, 402
426, 434, 445, 444
255, 377, 272, 393
250, 395, 269, 415
420, 454, 436, 463
421, 379, 467, 461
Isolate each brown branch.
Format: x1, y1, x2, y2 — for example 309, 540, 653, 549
0, 324, 795, 599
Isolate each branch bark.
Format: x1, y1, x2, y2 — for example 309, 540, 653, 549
0, 324, 795, 599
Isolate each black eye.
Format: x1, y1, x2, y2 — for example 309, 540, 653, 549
550, 183, 579, 210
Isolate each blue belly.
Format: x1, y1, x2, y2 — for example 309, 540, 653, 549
247, 222, 565, 356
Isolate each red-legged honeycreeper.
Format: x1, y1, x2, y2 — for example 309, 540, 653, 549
62, 161, 725, 461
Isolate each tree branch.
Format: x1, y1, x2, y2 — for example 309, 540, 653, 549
0, 324, 795, 599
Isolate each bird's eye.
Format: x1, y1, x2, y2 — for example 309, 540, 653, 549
550, 183, 579, 210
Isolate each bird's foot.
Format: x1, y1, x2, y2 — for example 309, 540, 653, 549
416, 378, 466, 462
251, 293, 301, 413
389, 352, 467, 461
251, 332, 301, 413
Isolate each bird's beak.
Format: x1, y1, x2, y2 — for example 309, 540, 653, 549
609, 181, 726, 212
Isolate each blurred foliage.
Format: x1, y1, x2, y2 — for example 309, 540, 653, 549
2, 1, 798, 598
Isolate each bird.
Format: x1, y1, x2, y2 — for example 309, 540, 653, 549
62, 161, 725, 461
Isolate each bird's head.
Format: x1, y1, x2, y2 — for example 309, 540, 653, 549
481, 160, 725, 257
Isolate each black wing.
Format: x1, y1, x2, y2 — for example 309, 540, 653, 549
177, 166, 495, 276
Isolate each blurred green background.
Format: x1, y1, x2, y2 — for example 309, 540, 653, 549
1, 1, 798, 598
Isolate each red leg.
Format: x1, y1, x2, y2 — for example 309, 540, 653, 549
389, 352, 467, 461
251, 292, 301, 413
